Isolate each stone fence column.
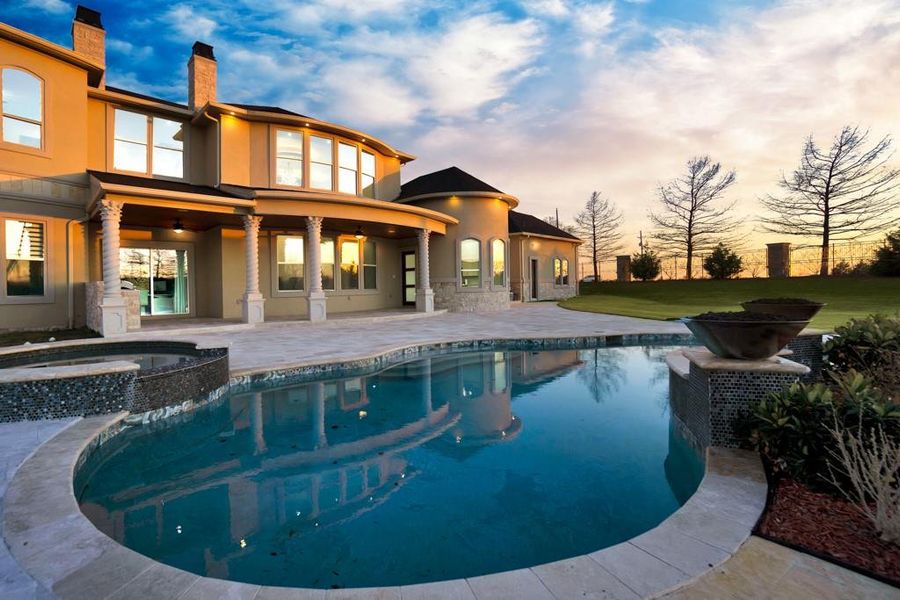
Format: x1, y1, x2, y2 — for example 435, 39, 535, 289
616, 255, 632, 282
767, 243, 791, 278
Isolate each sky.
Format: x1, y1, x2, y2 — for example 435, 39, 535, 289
6, 0, 900, 252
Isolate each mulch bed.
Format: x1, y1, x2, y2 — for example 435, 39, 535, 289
756, 477, 900, 586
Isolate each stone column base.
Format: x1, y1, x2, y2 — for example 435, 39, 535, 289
99, 297, 129, 336
307, 291, 327, 322
415, 288, 434, 313
242, 292, 265, 324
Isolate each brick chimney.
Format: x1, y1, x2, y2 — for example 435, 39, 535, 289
188, 42, 217, 111
71, 5, 105, 87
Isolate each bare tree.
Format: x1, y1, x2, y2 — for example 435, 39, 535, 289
574, 191, 623, 280
760, 126, 900, 276
649, 156, 739, 279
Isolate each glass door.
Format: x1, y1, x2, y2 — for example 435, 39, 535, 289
120, 247, 190, 315
402, 251, 416, 305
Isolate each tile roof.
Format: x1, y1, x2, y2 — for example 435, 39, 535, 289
88, 171, 240, 197
397, 166, 504, 200
508, 211, 580, 241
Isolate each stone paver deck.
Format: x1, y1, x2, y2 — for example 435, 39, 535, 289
0, 305, 895, 598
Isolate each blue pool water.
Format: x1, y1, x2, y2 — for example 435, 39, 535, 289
76, 346, 704, 589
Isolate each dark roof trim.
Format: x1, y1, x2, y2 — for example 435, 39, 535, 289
225, 103, 308, 118
104, 86, 189, 110
88, 171, 240, 198
74, 6, 103, 29
508, 211, 580, 241
398, 166, 504, 200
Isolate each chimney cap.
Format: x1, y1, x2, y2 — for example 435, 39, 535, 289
74, 5, 103, 30
191, 42, 216, 61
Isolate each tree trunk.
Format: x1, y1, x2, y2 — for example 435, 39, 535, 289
592, 225, 599, 280
819, 234, 830, 276
685, 242, 694, 280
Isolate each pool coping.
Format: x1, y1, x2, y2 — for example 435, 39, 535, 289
4, 417, 766, 599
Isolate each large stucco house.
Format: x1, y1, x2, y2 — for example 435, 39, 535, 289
0, 7, 580, 336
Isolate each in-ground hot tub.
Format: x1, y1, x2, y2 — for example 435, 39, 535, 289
0, 341, 229, 422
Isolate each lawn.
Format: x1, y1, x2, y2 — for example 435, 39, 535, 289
559, 277, 900, 330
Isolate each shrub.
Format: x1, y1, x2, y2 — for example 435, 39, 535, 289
824, 315, 900, 395
703, 243, 743, 279
832, 260, 870, 277
870, 229, 900, 277
630, 251, 661, 281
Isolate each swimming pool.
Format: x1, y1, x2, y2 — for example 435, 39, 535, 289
75, 345, 704, 589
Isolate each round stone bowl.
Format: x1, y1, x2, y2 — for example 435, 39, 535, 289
682, 317, 810, 360
741, 300, 826, 322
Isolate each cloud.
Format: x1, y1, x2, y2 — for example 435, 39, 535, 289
165, 4, 217, 40
107, 38, 154, 60
22, 0, 69, 14
319, 60, 423, 127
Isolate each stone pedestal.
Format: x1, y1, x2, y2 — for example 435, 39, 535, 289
241, 292, 265, 325
306, 291, 327, 322
766, 243, 791, 278
86, 282, 140, 335
616, 255, 632, 282
416, 288, 434, 313
667, 348, 809, 448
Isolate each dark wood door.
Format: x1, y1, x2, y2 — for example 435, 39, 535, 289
402, 251, 416, 305
530, 259, 539, 300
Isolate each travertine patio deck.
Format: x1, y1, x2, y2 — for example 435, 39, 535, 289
0, 304, 895, 598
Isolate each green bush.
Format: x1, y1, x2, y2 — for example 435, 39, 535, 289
630, 251, 661, 281
870, 229, 900, 277
702, 243, 743, 279
825, 315, 900, 393
831, 260, 870, 277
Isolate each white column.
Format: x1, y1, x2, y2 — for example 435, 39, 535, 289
305, 216, 327, 321
241, 215, 265, 324
99, 199, 128, 336
416, 228, 434, 313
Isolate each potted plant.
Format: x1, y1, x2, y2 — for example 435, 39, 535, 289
741, 297, 826, 321
683, 311, 810, 360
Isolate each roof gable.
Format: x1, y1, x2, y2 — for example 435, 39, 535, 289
508, 211, 580, 241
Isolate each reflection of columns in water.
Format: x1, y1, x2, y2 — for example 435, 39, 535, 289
310, 382, 327, 449
339, 469, 348, 504
310, 473, 321, 518
250, 393, 266, 455
421, 357, 433, 420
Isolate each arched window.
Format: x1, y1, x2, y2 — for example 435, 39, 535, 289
1, 68, 42, 149
492, 239, 506, 286
553, 258, 562, 285
460, 238, 481, 287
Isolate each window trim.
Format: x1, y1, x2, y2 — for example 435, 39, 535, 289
362, 238, 377, 291
271, 233, 305, 296
0, 214, 52, 304
458, 237, 483, 290
0, 66, 45, 154
109, 106, 187, 181
489, 237, 507, 289
118, 239, 196, 319
271, 126, 304, 190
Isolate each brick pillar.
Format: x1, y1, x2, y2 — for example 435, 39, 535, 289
616, 255, 632, 282
766, 243, 791, 278
188, 42, 217, 110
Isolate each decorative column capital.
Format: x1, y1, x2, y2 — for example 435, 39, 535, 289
242, 214, 263, 233
99, 198, 123, 222
306, 216, 324, 235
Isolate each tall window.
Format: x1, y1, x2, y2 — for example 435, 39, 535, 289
321, 238, 335, 290
152, 117, 184, 178
114, 110, 147, 172
338, 142, 358, 195
310, 135, 333, 190
276, 235, 304, 291
1, 69, 42, 149
561, 258, 569, 285
554, 258, 562, 285
363, 240, 376, 290
4, 219, 44, 297
460, 239, 481, 287
114, 109, 184, 177
340, 239, 359, 289
275, 129, 302, 186
361, 151, 376, 198
492, 239, 506, 286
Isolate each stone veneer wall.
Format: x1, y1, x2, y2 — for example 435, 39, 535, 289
785, 334, 825, 382
85, 282, 141, 333
432, 281, 510, 312
537, 282, 577, 301
0, 342, 228, 422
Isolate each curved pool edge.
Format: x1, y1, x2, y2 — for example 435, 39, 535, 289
3, 414, 765, 599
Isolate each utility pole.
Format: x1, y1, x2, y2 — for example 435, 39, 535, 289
555, 208, 559, 228
639, 230, 645, 254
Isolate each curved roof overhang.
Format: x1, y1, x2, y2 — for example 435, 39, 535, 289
510, 231, 583, 245
397, 190, 520, 210
250, 189, 458, 235
196, 102, 416, 164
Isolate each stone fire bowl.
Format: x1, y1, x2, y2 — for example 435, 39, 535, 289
682, 317, 810, 360
741, 301, 826, 322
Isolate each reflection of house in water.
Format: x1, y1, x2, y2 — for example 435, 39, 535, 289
510, 350, 584, 394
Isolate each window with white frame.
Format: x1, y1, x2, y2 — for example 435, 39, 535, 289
276, 235, 304, 291
275, 129, 303, 187
492, 239, 506, 286
113, 109, 184, 177
310, 135, 333, 190
321, 238, 336, 290
338, 142, 358, 195
1, 69, 42, 149
361, 150, 376, 198
3, 219, 45, 297
363, 240, 376, 290
460, 239, 481, 287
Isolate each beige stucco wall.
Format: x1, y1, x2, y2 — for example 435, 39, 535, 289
510, 235, 579, 301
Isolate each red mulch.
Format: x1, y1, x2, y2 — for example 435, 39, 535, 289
757, 477, 900, 585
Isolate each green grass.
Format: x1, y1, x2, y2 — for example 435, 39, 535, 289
560, 277, 900, 331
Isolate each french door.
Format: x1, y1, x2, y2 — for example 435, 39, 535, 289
402, 251, 416, 305
120, 247, 190, 315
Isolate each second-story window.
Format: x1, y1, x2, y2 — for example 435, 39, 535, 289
361, 151, 376, 198
1, 68, 42, 149
310, 135, 333, 190
113, 109, 184, 178
275, 129, 302, 186
338, 142, 358, 195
